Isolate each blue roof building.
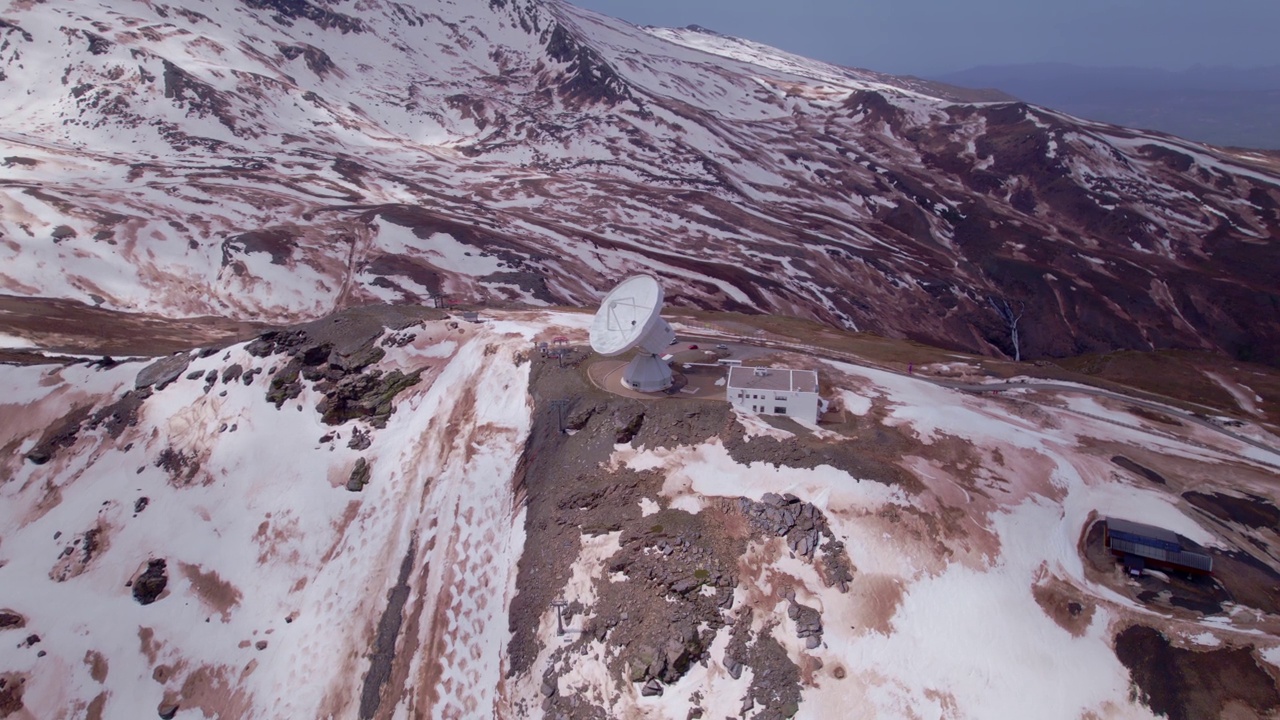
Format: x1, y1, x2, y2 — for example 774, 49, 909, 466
1103, 517, 1213, 575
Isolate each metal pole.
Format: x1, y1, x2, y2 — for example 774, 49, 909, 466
549, 399, 569, 434
551, 599, 567, 636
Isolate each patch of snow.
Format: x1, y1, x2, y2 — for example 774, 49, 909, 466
839, 389, 872, 416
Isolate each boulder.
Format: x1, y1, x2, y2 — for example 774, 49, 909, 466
221, 363, 243, 384
346, 458, 370, 492
135, 354, 190, 390
671, 578, 698, 595
640, 679, 664, 697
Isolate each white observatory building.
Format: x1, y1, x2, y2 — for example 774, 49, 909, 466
727, 366, 820, 424
589, 275, 677, 392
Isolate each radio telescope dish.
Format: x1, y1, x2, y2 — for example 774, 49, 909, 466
589, 275, 677, 392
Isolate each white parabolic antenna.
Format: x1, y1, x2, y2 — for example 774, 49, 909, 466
589, 274, 677, 392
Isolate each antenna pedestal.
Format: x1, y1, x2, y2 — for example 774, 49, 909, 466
621, 353, 674, 393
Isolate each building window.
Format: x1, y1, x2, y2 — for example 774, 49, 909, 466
774, 406, 786, 413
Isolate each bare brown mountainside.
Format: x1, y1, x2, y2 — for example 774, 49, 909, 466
0, 1, 1277, 364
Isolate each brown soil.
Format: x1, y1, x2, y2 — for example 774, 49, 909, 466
1055, 349, 1280, 422
84, 650, 108, 683
846, 573, 906, 635
1124, 405, 1185, 426
138, 626, 160, 664
85, 692, 106, 720
0, 349, 74, 366
1110, 455, 1167, 485
0, 294, 267, 357
0, 673, 25, 718
1031, 572, 1096, 638
172, 664, 254, 719
1115, 625, 1280, 720
1209, 549, 1280, 615
671, 312, 1280, 423
1183, 492, 1280, 531
179, 563, 243, 622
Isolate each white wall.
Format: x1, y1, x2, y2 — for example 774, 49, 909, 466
729, 387, 820, 424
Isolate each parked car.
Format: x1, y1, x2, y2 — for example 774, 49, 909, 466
688, 344, 698, 350
715, 344, 729, 350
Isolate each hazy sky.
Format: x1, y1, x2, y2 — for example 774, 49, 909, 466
567, 0, 1280, 76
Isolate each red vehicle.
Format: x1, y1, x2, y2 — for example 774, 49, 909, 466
688, 344, 698, 350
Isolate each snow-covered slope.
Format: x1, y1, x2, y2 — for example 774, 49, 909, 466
0, 0, 1278, 364
0, 312, 538, 718
3, 309, 1279, 718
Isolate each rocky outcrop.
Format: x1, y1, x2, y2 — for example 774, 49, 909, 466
135, 353, 190, 390
49, 525, 106, 582
316, 368, 421, 428
87, 389, 151, 439
595, 519, 736, 686
24, 405, 93, 465
611, 406, 645, 444
785, 591, 823, 650
346, 457, 370, 492
132, 559, 168, 605
0, 610, 26, 630
739, 493, 855, 592
347, 426, 372, 450
721, 608, 803, 720
247, 307, 431, 427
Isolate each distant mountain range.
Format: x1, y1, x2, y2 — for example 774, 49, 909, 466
934, 63, 1280, 150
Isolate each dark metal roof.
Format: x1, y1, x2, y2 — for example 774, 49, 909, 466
1108, 537, 1214, 572
1105, 517, 1179, 544
1104, 517, 1213, 572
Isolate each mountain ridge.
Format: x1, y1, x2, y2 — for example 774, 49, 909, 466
934, 62, 1280, 150
0, 0, 1278, 365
